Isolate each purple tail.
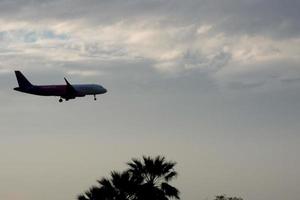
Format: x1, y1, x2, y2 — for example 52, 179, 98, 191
15, 71, 33, 88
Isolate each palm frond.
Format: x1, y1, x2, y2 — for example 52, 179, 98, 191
164, 171, 178, 182
77, 194, 88, 200
161, 182, 180, 199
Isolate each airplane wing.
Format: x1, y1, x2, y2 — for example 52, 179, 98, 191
64, 78, 78, 97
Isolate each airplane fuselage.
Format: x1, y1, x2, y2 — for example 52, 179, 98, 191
14, 84, 107, 99
15, 84, 106, 96
13, 71, 107, 102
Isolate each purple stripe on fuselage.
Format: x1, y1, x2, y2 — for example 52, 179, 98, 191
32, 85, 68, 96
15, 84, 106, 98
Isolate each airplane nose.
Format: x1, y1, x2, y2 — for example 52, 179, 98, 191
103, 88, 107, 93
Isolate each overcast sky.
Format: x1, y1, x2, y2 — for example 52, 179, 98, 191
1, 0, 300, 200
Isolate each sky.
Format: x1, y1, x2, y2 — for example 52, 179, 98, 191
0, 0, 300, 200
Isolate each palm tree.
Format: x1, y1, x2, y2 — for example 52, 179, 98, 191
78, 187, 105, 200
127, 156, 180, 200
78, 171, 138, 200
215, 195, 243, 200
77, 156, 180, 200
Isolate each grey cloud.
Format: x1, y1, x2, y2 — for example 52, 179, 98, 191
80, 43, 128, 59
173, 49, 232, 72
0, 0, 299, 39
281, 77, 300, 84
215, 58, 300, 91
163, 0, 300, 39
0, 0, 299, 92
0, 0, 167, 24
213, 0, 300, 39
227, 80, 266, 90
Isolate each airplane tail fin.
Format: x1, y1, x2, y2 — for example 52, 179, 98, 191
15, 71, 33, 88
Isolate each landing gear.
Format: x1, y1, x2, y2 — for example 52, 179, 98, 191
59, 98, 63, 103
94, 94, 97, 101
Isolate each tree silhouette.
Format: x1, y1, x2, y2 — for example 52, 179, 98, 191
78, 156, 180, 200
215, 195, 243, 200
127, 156, 179, 200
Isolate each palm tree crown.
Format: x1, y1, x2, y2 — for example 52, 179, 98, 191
127, 156, 179, 200
78, 156, 179, 200
215, 195, 243, 200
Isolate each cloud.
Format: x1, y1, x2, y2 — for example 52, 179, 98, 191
0, 0, 299, 90
66, 69, 104, 77
1, 0, 300, 39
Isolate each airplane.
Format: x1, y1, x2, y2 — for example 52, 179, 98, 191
13, 71, 107, 102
